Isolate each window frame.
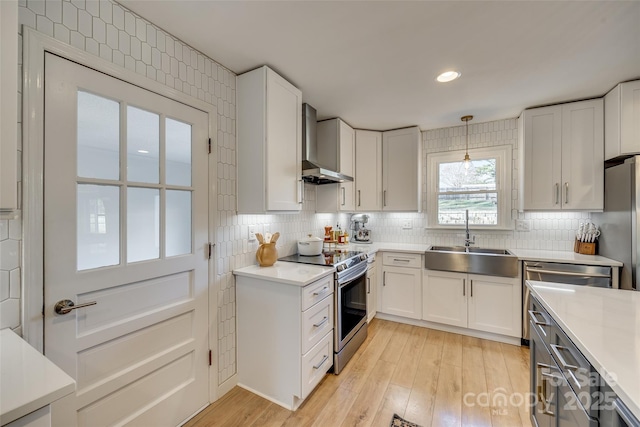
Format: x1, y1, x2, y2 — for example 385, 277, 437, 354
427, 145, 513, 230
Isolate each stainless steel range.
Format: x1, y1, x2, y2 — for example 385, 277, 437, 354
279, 250, 368, 373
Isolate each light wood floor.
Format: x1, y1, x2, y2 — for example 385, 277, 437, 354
186, 319, 532, 427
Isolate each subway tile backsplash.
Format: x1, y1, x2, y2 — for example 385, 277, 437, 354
9, 0, 591, 387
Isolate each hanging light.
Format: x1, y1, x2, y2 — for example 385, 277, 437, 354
461, 115, 473, 170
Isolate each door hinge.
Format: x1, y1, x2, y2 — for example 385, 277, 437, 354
208, 243, 215, 259
208, 138, 211, 154
209, 350, 212, 366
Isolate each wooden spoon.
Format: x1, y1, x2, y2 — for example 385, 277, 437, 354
256, 233, 264, 244
271, 232, 280, 243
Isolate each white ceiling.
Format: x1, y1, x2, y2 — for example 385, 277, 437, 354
117, 1, 640, 131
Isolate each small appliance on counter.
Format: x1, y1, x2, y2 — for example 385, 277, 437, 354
350, 213, 372, 244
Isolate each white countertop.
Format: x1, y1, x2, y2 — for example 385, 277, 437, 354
342, 243, 622, 267
233, 262, 334, 286
0, 328, 75, 425
526, 281, 640, 420
510, 249, 622, 266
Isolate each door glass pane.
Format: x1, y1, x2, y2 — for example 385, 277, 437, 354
127, 187, 160, 262
127, 106, 159, 183
166, 190, 191, 257
437, 193, 498, 225
77, 92, 120, 180
166, 118, 192, 186
77, 184, 120, 271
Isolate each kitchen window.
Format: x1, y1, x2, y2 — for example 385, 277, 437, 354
427, 145, 512, 229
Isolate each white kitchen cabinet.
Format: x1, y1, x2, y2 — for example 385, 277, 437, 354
466, 274, 521, 337
423, 270, 521, 338
236, 273, 334, 410
354, 130, 382, 211
315, 119, 356, 213
422, 270, 467, 327
605, 80, 640, 160
380, 252, 422, 319
382, 127, 422, 212
0, 0, 18, 212
366, 258, 377, 322
520, 99, 603, 211
237, 66, 302, 213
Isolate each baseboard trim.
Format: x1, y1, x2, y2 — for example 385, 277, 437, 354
217, 373, 238, 401
237, 383, 299, 411
374, 313, 522, 346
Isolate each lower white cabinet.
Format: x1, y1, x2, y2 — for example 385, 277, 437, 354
236, 273, 334, 410
366, 259, 377, 322
423, 270, 521, 338
380, 252, 422, 320
422, 270, 467, 327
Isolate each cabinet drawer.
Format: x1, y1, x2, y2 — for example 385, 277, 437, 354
302, 275, 334, 311
302, 296, 333, 354
301, 331, 333, 399
382, 252, 422, 268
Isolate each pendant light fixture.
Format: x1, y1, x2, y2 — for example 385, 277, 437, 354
461, 115, 473, 170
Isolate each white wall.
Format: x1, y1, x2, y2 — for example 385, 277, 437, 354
4, 0, 592, 389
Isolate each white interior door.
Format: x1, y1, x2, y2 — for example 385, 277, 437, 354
43, 53, 210, 426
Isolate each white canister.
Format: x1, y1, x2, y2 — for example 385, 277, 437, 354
297, 235, 323, 256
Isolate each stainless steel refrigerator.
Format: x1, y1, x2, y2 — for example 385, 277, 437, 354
592, 155, 639, 290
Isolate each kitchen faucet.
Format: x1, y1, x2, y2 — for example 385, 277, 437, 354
464, 209, 475, 250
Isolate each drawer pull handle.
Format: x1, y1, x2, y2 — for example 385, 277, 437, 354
393, 258, 411, 262
613, 399, 637, 426
313, 287, 329, 296
313, 355, 329, 370
313, 317, 329, 328
550, 344, 579, 371
528, 310, 549, 326
463, 279, 466, 296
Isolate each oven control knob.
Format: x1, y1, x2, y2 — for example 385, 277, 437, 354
337, 264, 346, 272
360, 254, 368, 261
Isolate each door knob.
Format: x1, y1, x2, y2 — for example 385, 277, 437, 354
54, 299, 97, 315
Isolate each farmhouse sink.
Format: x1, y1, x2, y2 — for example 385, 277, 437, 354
425, 246, 518, 277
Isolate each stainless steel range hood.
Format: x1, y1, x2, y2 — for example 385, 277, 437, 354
302, 103, 353, 185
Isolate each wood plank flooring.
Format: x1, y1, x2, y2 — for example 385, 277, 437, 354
186, 319, 531, 427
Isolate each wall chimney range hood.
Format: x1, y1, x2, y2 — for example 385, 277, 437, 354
302, 103, 353, 185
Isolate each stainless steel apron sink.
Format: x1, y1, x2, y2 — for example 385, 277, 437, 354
424, 246, 519, 277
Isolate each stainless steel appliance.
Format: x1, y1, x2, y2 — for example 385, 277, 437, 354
592, 155, 640, 291
301, 104, 353, 185
522, 261, 612, 345
350, 213, 372, 243
279, 250, 368, 373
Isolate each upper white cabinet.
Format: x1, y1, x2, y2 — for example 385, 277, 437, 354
382, 127, 422, 212
354, 130, 382, 211
0, 0, 18, 212
604, 80, 640, 160
237, 66, 302, 213
315, 119, 356, 213
520, 99, 603, 211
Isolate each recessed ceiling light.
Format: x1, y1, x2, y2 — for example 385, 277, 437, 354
436, 71, 461, 83
137, 149, 149, 154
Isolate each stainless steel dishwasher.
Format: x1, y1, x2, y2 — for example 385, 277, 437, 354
522, 261, 612, 345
